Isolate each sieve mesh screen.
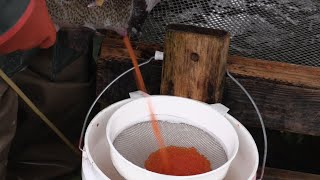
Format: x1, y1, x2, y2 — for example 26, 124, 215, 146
113, 120, 228, 171
137, 0, 320, 67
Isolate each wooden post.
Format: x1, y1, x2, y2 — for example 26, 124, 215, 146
97, 34, 320, 136
160, 24, 230, 103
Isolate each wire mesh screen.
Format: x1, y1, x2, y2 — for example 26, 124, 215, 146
138, 0, 320, 67
113, 121, 228, 170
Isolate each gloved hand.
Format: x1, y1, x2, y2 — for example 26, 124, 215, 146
0, 0, 56, 55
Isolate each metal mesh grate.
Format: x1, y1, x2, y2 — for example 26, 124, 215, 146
113, 120, 228, 170
138, 0, 320, 67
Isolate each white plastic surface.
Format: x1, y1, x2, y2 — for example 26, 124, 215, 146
128, 90, 149, 99
82, 98, 258, 180
154, 51, 164, 60
224, 114, 259, 180
106, 95, 239, 180
82, 100, 131, 180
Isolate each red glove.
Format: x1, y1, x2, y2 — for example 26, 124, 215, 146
0, 0, 56, 54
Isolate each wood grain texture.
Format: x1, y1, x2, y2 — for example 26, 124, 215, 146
96, 30, 320, 178
161, 24, 230, 103
100, 31, 162, 61
99, 31, 320, 91
228, 55, 320, 89
96, 31, 162, 107
97, 61, 320, 136
96, 57, 163, 107
97, 32, 320, 136
224, 76, 320, 136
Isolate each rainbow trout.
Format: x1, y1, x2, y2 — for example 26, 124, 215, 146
46, 0, 160, 35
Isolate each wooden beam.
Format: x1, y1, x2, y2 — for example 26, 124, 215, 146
99, 31, 162, 61
96, 33, 320, 136
160, 24, 230, 103
228, 56, 320, 89
99, 32, 320, 90
224, 76, 320, 136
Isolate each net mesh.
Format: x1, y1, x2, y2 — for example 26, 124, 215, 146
113, 120, 228, 170
138, 0, 320, 67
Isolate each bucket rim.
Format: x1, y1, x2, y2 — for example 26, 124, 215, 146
106, 95, 240, 179
225, 113, 259, 180
82, 97, 259, 180
84, 99, 132, 179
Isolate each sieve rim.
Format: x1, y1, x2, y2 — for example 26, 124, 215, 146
107, 95, 238, 143
107, 126, 239, 178
106, 95, 239, 178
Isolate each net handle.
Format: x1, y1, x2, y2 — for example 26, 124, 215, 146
78, 57, 154, 152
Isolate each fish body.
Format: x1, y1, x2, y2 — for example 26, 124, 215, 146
46, 0, 161, 35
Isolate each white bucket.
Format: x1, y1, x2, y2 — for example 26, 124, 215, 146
81, 97, 259, 180
82, 100, 131, 180
106, 95, 239, 180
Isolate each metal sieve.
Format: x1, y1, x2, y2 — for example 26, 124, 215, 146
113, 120, 228, 171
106, 95, 239, 180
